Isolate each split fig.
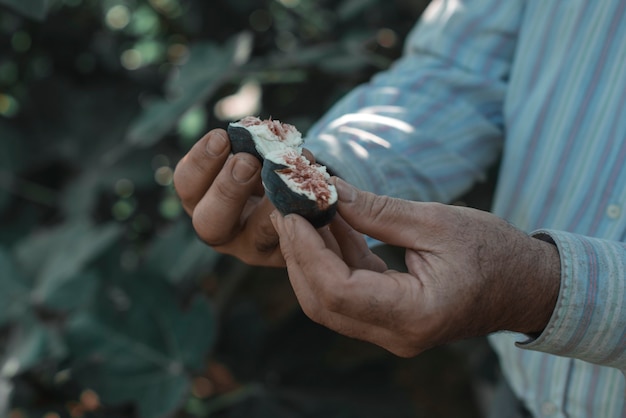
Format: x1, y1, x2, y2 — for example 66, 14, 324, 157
262, 149, 337, 228
228, 116, 337, 227
227, 116, 304, 161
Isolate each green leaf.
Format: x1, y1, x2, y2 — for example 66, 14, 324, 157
145, 220, 221, 285
57, 171, 103, 221
66, 277, 216, 418
67, 313, 176, 375
0, 248, 30, 327
31, 270, 99, 311
0, 314, 66, 379
126, 99, 193, 148
12, 225, 58, 284
59, 150, 155, 220
166, 33, 252, 94
13, 220, 122, 287
0, 0, 53, 20
273, 44, 337, 67
164, 297, 215, 371
0, 205, 38, 249
336, 0, 379, 21
90, 368, 189, 418
67, 313, 190, 418
126, 33, 252, 147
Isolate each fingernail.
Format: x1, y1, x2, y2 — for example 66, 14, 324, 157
270, 210, 291, 240
335, 178, 357, 203
284, 214, 297, 240
206, 133, 228, 156
232, 158, 257, 183
269, 210, 279, 229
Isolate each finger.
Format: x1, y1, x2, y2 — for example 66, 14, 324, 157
317, 224, 343, 258
275, 212, 352, 283
271, 212, 425, 357
174, 129, 231, 215
329, 214, 387, 272
286, 274, 417, 356
275, 213, 424, 327
317, 308, 425, 357
192, 153, 261, 246
270, 211, 350, 312
331, 177, 439, 249
282, 264, 416, 355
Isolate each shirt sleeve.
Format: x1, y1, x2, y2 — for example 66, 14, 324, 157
519, 230, 626, 374
305, 0, 524, 203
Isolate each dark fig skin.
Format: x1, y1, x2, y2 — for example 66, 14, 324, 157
262, 160, 337, 228
227, 125, 263, 161
228, 117, 335, 227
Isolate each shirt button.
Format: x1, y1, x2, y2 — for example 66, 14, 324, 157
541, 401, 558, 416
606, 204, 621, 219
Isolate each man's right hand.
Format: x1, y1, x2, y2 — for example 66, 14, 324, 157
174, 129, 286, 266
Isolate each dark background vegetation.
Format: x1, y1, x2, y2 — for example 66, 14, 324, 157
0, 0, 497, 416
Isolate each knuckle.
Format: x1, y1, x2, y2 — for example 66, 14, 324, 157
367, 195, 395, 223
423, 202, 463, 236
192, 214, 229, 247
370, 196, 388, 221
214, 172, 248, 204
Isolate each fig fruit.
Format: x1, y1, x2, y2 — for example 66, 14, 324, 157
228, 116, 303, 161
262, 149, 337, 228
227, 116, 337, 227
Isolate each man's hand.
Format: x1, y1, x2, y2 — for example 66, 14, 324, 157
174, 129, 285, 266
270, 178, 561, 357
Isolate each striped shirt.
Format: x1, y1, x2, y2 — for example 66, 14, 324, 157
305, 1, 626, 416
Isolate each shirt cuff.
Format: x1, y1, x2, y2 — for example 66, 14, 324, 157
516, 229, 626, 372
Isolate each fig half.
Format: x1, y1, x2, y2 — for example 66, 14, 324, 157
262, 149, 337, 228
228, 116, 303, 161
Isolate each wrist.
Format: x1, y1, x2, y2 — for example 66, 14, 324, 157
510, 235, 561, 335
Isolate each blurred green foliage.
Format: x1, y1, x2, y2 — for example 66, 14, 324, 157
0, 0, 486, 417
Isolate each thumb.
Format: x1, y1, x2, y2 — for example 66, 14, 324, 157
332, 177, 427, 248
